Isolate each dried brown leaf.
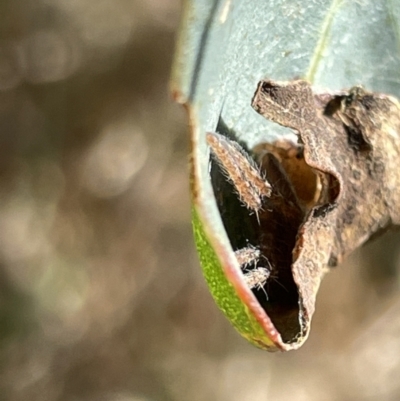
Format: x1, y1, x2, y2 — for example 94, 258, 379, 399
251, 80, 400, 335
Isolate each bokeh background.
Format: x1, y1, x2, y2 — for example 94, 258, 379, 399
1, 1, 400, 400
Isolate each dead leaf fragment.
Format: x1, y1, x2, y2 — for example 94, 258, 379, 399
251, 80, 400, 338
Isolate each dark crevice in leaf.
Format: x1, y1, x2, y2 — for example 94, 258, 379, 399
210, 119, 321, 344
254, 150, 305, 343
255, 142, 329, 342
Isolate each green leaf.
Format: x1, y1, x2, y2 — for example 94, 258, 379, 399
172, 0, 400, 351
192, 207, 279, 350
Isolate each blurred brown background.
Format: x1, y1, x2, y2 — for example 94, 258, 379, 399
1, 1, 400, 400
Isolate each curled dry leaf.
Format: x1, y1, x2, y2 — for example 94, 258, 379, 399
207, 80, 400, 349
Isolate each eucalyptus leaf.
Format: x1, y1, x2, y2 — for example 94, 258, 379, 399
171, 0, 400, 351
